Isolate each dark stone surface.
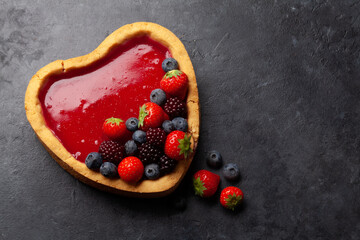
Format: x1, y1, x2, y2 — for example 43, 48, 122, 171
1, 0, 359, 239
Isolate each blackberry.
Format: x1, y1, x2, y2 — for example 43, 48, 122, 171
146, 128, 166, 147
138, 142, 162, 165
98, 140, 125, 166
163, 97, 187, 119
159, 155, 177, 175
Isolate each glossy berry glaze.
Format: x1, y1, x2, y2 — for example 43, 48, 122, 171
39, 36, 171, 162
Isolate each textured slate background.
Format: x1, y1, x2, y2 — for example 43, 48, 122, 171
1, 0, 359, 239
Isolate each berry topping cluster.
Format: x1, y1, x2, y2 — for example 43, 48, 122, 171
85, 58, 192, 183
192, 150, 244, 211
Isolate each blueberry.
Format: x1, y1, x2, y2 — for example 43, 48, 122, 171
144, 163, 160, 180
125, 140, 138, 156
162, 120, 175, 133
150, 89, 167, 106
172, 117, 188, 132
223, 163, 240, 181
126, 117, 139, 131
100, 162, 118, 178
206, 150, 223, 169
132, 130, 146, 144
85, 152, 103, 170
162, 58, 178, 72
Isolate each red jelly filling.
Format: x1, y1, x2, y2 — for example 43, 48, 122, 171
39, 36, 171, 162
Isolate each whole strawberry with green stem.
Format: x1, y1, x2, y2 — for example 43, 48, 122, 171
160, 70, 188, 100
103, 117, 129, 142
193, 170, 220, 197
220, 186, 244, 211
164, 130, 192, 161
138, 102, 165, 131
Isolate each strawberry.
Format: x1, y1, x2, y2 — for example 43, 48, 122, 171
163, 112, 170, 121
164, 130, 192, 161
138, 102, 165, 131
160, 70, 188, 100
220, 186, 244, 211
117, 156, 144, 183
102, 117, 129, 142
193, 170, 220, 197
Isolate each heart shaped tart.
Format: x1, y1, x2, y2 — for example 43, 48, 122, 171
25, 22, 199, 197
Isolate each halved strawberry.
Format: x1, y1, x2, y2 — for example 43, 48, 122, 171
220, 186, 244, 211
164, 130, 192, 161
160, 70, 188, 100
138, 102, 165, 131
193, 170, 220, 197
102, 117, 129, 142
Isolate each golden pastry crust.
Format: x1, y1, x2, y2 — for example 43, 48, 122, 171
24, 22, 199, 197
